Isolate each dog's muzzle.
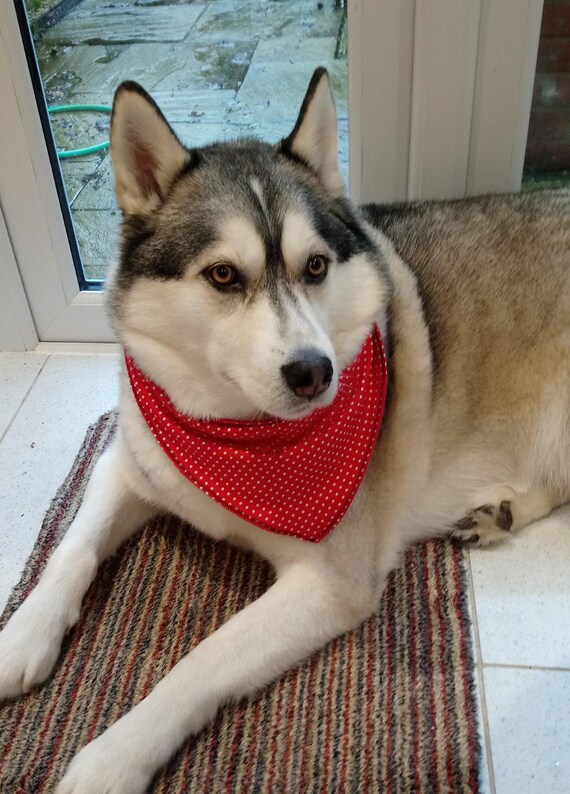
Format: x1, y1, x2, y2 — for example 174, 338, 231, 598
281, 352, 333, 400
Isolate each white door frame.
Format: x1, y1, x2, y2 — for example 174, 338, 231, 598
0, 0, 544, 349
0, 205, 38, 352
467, 0, 545, 195
348, 0, 544, 204
0, 1, 112, 347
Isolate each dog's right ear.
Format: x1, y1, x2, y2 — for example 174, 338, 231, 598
111, 82, 191, 216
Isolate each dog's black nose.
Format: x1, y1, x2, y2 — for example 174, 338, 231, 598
281, 352, 333, 399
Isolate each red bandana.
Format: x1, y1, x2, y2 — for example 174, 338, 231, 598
125, 325, 387, 542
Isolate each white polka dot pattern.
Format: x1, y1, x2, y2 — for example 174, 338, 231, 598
125, 325, 388, 542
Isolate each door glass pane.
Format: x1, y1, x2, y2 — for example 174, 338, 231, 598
523, 0, 570, 191
18, 0, 348, 286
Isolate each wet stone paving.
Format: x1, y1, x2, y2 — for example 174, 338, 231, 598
34, 0, 348, 280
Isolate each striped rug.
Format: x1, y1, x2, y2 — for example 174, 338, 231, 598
0, 413, 481, 793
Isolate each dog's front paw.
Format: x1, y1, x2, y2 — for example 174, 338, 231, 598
56, 736, 150, 794
0, 601, 65, 700
452, 501, 513, 546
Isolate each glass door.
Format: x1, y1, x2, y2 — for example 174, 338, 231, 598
25, 0, 349, 286
0, 0, 349, 343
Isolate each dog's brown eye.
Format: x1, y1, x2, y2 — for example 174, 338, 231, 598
207, 264, 239, 288
305, 255, 329, 282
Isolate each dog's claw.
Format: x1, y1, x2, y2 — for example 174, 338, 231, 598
452, 500, 513, 546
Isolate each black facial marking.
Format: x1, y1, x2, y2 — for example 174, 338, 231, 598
118, 216, 155, 272
254, 216, 287, 313
116, 212, 217, 288
309, 199, 378, 264
497, 501, 513, 531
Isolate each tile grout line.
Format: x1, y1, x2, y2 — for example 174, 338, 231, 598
482, 662, 570, 673
180, 0, 208, 45
0, 355, 51, 449
466, 549, 497, 794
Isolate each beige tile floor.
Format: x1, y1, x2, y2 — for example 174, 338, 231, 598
1, 350, 569, 792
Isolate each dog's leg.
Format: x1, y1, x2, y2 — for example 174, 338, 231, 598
56, 560, 378, 794
0, 440, 156, 700
453, 487, 558, 545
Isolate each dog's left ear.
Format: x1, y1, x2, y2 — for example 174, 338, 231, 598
281, 68, 343, 196
111, 81, 192, 216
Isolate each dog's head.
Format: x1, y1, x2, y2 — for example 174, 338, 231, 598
108, 68, 390, 420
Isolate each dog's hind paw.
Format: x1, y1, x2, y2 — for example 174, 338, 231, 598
452, 501, 513, 546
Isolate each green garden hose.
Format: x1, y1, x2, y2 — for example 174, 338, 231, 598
48, 104, 112, 159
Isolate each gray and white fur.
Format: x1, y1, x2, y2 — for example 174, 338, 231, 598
0, 68, 568, 793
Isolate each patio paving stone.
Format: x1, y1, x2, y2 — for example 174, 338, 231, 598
38, 38, 256, 106
150, 39, 257, 91
38, 41, 251, 104
253, 35, 337, 61
233, 118, 349, 178
66, 88, 236, 121
39, 44, 122, 102
233, 59, 347, 122
194, 1, 343, 43
80, 0, 203, 6
71, 209, 121, 280
71, 159, 116, 210
58, 161, 98, 204
42, 5, 206, 45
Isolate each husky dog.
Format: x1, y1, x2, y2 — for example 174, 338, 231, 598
0, 68, 569, 793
